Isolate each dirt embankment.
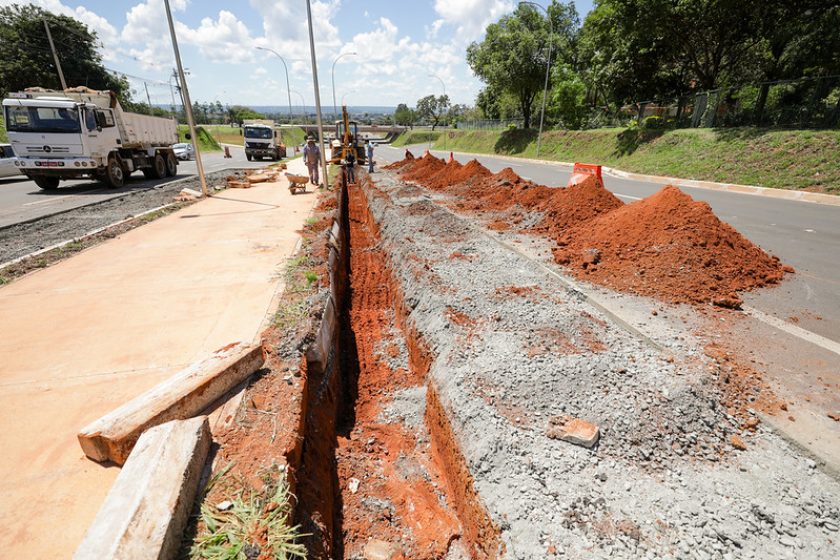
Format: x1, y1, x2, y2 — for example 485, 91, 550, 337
396, 152, 792, 307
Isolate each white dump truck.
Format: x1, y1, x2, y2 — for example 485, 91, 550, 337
2, 87, 179, 189
243, 119, 286, 161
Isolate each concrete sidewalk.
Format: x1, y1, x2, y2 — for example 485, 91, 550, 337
0, 160, 317, 557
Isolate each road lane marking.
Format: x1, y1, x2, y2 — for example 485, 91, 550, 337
614, 192, 642, 200
743, 305, 840, 357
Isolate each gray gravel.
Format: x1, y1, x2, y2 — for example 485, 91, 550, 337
0, 170, 246, 263
364, 171, 840, 559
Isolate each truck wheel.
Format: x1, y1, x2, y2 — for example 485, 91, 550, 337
103, 156, 125, 188
165, 151, 177, 176
246, 153, 252, 161
34, 176, 59, 190
151, 153, 167, 179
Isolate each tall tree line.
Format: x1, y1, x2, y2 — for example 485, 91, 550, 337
468, 0, 840, 128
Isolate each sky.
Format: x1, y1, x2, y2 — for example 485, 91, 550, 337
2, 0, 594, 108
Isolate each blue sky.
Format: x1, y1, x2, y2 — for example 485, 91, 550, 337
2, 0, 594, 108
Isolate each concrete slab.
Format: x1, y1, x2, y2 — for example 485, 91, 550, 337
78, 342, 264, 465
73, 416, 212, 560
0, 159, 315, 558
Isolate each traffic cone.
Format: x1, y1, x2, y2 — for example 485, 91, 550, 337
449, 151, 454, 162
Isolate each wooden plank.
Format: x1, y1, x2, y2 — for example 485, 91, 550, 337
74, 417, 211, 560
78, 342, 264, 465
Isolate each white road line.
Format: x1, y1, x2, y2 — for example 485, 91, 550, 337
743, 305, 840, 357
614, 192, 642, 200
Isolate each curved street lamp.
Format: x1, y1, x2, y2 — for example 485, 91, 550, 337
255, 46, 293, 124
332, 52, 357, 121
519, 1, 552, 158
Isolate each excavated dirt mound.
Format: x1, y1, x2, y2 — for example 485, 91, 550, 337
529, 175, 625, 239
553, 186, 793, 307
384, 149, 416, 170
401, 153, 447, 183
425, 159, 492, 190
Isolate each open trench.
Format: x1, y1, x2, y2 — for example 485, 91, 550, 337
294, 179, 496, 559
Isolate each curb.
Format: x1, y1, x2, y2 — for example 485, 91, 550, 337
413, 146, 840, 207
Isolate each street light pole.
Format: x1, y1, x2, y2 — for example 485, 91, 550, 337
520, 1, 553, 159
429, 72, 447, 152
42, 18, 67, 90
332, 52, 357, 122
255, 47, 293, 125
305, 0, 330, 190
163, 0, 208, 197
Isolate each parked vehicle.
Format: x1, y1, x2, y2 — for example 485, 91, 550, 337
243, 119, 286, 161
2, 87, 179, 190
0, 143, 22, 179
172, 142, 195, 161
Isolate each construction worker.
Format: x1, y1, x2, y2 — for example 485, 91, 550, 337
303, 135, 320, 186
343, 150, 356, 185
365, 139, 374, 173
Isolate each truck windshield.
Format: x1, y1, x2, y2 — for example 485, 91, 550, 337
4, 105, 81, 133
244, 127, 272, 139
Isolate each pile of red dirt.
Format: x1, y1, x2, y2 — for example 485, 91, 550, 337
401, 153, 447, 183
451, 167, 536, 212
553, 186, 793, 307
384, 149, 416, 170
425, 159, 493, 190
529, 175, 625, 240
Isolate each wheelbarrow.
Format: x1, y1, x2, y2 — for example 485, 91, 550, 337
285, 173, 308, 194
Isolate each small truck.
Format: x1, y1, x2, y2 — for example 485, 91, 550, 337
242, 119, 286, 161
2, 87, 178, 189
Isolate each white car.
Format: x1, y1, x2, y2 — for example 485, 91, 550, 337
172, 142, 195, 161
0, 143, 22, 178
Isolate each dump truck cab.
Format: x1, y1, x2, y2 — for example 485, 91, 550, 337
243, 120, 286, 161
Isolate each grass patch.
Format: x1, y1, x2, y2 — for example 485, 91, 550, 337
178, 125, 222, 152
188, 465, 306, 560
403, 127, 840, 193
392, 130, 442, 147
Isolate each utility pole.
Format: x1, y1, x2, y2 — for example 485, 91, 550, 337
305, 0, 330, 189
43, 18, 67, 90
144, 82, 153, 107
163, 0, 208, 197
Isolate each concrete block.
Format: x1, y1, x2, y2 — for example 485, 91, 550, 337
74, 416, 212, 560
546, 416, 600, 448
78, 342, 264, 464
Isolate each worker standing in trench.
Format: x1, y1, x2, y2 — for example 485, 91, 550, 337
304, 135, 321, 186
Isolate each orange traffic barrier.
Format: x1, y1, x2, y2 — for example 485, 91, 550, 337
567, 162, 603, 187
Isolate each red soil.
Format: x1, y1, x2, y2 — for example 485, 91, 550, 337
425, 159, 493, 190
337, 185, 461, 559
553, 186, 792, 307
384, 149, 416, 170
401, 153, 447, 183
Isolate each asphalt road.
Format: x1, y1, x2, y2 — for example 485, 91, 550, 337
376, 144, 840, 342
0, 144, 263, 228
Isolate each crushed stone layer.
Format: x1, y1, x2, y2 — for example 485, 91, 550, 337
362, 172, 840, 560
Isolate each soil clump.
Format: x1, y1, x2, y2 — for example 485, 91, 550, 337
553, 186, 792, 306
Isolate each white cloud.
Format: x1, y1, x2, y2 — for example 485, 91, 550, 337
433, 0, 514, 42
176, 10, 255, 64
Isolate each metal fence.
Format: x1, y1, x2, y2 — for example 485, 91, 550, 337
627, 75, 840, 129
454, 119, 526, 130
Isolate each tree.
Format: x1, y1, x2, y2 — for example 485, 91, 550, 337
415, 94, 450, 129
549, 63, 587, 128
467, 1, 579, 128
0, 4, 129, 101
394, 103, 415, 126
